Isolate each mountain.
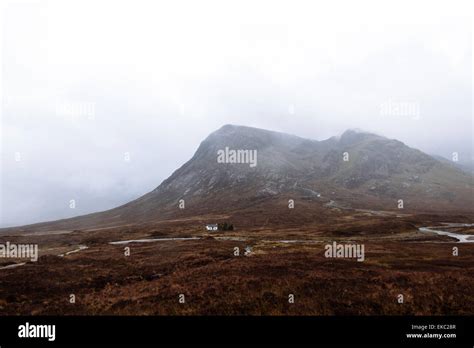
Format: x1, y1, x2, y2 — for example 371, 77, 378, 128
2, 125, 473, 233
431, 154, 474, 175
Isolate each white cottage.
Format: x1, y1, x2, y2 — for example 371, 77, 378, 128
205, 224, 218, 232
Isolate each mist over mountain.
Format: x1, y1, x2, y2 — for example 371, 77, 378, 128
2, 1, 472, 229
3, 125, 472, 233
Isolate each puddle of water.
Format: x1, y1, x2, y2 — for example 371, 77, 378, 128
1, 244, 90, 270
109, 237, 201, 245
264, 239, 319, 244
0, 262, 27, 270
58, 245, 89, 257
419, 226, 474, 243
214, 236, 247, 241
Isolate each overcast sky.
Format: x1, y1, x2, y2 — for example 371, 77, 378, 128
0, 0, 472, 227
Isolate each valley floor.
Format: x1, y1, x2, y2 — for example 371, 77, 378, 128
0, 213, 473, 315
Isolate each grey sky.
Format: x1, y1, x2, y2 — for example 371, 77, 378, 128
0, 0, 472, 227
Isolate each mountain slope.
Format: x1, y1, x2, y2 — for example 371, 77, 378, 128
2, 125, 473, 233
